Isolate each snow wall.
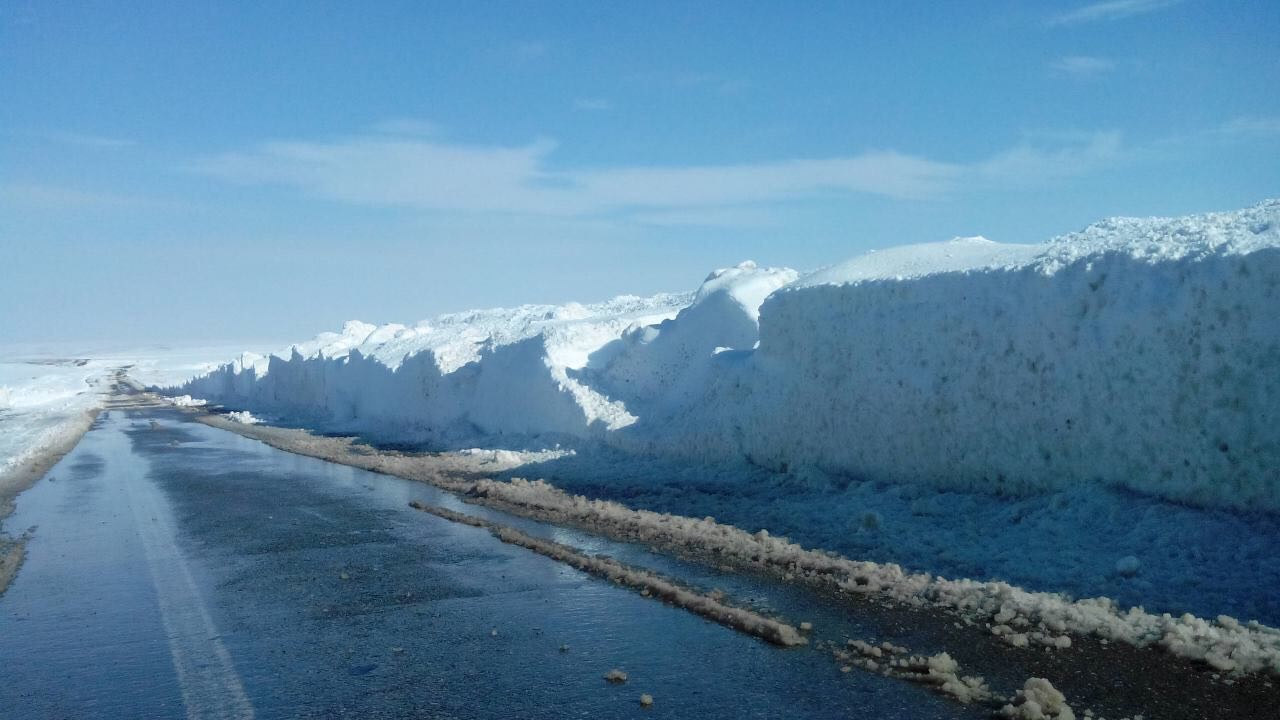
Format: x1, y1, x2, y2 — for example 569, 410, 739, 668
175, 201, 1280, 511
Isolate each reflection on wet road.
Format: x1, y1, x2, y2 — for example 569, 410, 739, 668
0, 409, 973, 719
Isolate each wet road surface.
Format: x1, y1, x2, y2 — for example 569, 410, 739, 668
0, 409, 977, 719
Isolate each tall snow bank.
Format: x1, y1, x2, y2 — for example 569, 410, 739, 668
675, 200, 1280, 510
178, 292, 698, 445
175, 200, 1280, 511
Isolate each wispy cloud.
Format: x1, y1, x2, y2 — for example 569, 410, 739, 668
1047, 0, 1181, 27
190, 139, 959, 215
1048, 55, 1116, 77
1216, 116, 1280, 138
0, 183, 166, 211
1148, 116, 1280, 151
976, 132, 1123, 185
630, 207, 782, 229
36, 130, 137, 148
573, 98, 613, 112
190, 137, 565, 214
188, 126, 1123, 224
368, 118, 438, 136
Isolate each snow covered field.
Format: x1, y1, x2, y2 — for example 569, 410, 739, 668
168, 200, 1280, 625
0, 344, 276, 490
0, 359, 106, 487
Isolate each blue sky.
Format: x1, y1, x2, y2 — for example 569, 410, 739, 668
2, 0, 1278, 345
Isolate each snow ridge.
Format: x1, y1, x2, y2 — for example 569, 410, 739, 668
173, 200, 1280, 512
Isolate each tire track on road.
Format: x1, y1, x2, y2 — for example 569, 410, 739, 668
117, 418, 255, 720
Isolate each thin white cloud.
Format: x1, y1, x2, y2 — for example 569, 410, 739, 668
573, 98, 613, 111
1049, 55, 1116, 77
1217, 116, 1280, 138
1047, 0, 1181, 26
1, 183, 166, 210
630, 207, 782, 228
977, 132, 1123, 185
368, 118, 439, 136
191, 137, 568, 214
38, 130, 137, 148
1148, 116, 1280, 150
188, 128, 1123, 223
569, 153, 959, 207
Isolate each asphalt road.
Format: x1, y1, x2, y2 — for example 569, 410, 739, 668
0, 408, 974, 719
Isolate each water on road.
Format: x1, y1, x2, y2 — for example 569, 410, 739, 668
0, 409, 973, 719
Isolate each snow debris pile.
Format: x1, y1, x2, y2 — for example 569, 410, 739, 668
174, 201, 1280, 512
164, 395, 207, 407
457, 447, 575, 470
834, 640, 994, 705
833, 637, 1082, 717
1000, 678, 1076, 720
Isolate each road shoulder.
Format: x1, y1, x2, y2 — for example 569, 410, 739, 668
0, 406, 101, 595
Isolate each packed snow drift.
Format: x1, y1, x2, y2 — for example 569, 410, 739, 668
174, 200, 1280, 513
669, 205, 1280, 512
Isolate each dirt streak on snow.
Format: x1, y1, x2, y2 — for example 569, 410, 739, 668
442, 476, 1280, 678
407, 499, 807, 647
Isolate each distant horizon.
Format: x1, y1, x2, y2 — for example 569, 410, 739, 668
4, 2, 1278, 344
3, 193, 1279, 350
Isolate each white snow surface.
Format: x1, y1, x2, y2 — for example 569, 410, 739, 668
177, 200, 1280, 512
798, 235, 1045, 286
177, 287, 703, 441
165, 395, 208, 407
0, 344, 280, 484
116, 345, 280, 389
665, 200, 1280, 511
0, 359, 106, 480
1000, 678, 1076, 720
